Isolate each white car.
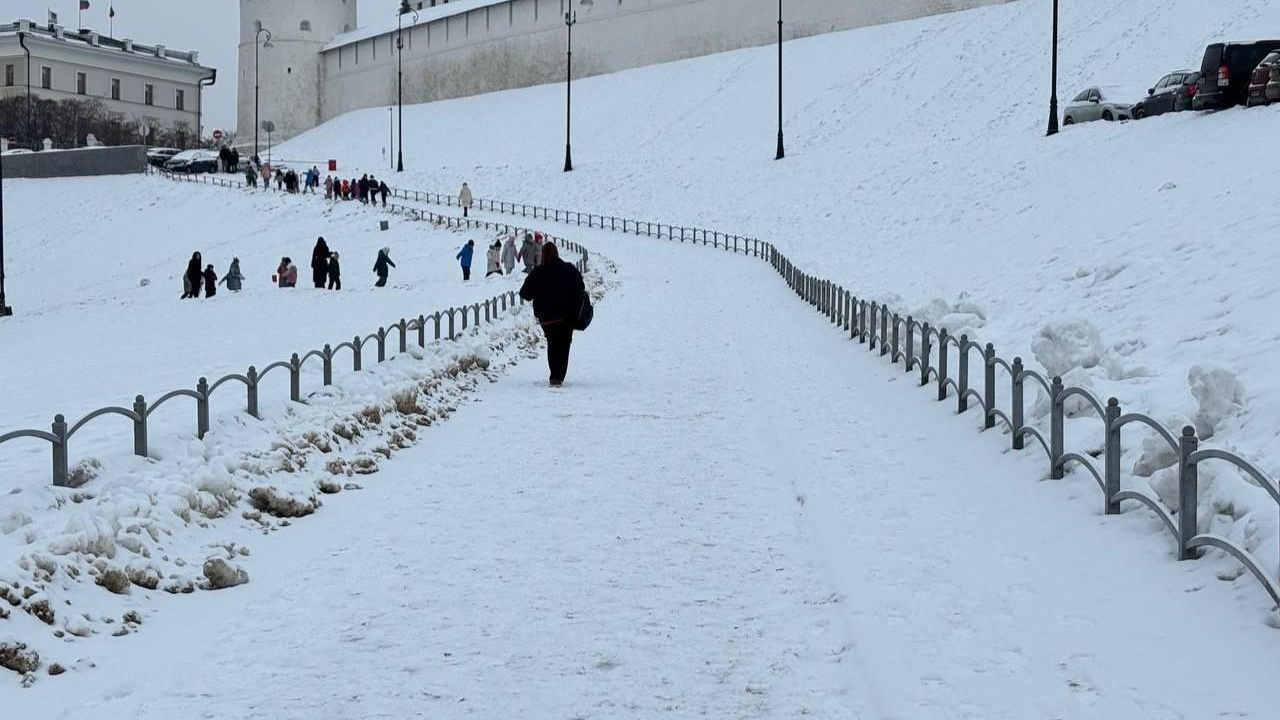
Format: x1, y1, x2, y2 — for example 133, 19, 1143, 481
1063, 86, 1137, 125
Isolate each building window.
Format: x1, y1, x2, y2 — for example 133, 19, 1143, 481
4, 64, 13, 87
144, 83, 154, 106
77, 72, 87, 95
175, 89, 185, 111
41, 66, 51, 90
300, 20, 312, 31
111, 77, 121, 100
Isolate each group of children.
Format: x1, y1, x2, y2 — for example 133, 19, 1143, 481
180, 252, 244, 299
325, 174, 390, 206
455, 232, 547, 281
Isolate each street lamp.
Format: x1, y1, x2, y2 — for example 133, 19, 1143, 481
254, 26, 273, 159
397, 0, 418, 173
0, 144, 11, 317
1046, 0, 1060, 136
563, 10, 577, 172
775, 0, 785, 160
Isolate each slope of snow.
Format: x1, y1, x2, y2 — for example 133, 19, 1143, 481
10, 228, 1279, 715
278, 0, 1280, 480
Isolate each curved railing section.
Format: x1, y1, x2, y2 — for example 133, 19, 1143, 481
385, 179, 1280, 610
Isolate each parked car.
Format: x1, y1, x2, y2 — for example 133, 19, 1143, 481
163, 149, 219, 174
1193, 40, 1280, 110
1246, 51, 1280, 106
1267, 58, 1280, 104
146, 147, 181, 167
1132, 71, 1200, 118
1063, 86, 1136, 125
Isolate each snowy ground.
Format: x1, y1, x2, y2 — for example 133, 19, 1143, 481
0, 175, 537, 486
277, 0, 1280, 476
10, 228, 1278, 718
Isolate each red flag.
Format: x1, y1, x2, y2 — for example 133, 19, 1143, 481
80, 1, 90, 10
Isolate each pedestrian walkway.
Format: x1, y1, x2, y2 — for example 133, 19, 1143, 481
20, 232, 1279, 720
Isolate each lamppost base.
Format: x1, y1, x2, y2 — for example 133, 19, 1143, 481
564, 145, 573, 173
0, 305, 13, 318
397, 151, 404, 173
775, 132, 785, 161
1046, 97, 1060, 136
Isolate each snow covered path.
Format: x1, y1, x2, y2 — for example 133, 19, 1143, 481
18, 234, 1279, 718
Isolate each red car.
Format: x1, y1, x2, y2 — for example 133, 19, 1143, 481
1246, 51, 1280, 106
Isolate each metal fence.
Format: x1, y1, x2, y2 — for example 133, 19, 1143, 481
0, 169, 590, 491
390, 183, 1280, 608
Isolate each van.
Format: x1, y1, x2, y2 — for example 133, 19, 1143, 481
1193, 41, 1280, 110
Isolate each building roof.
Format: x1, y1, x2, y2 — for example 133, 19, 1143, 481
323, 0, 515, 52
0, 18, 211, 71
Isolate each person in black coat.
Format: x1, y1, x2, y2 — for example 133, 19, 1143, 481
378, 180, 389, 207
182, 251, 203, 299
328, 252, 341, 290
311, 237, 331, 289
203, 265, 218, 298
518, 243, 585, 387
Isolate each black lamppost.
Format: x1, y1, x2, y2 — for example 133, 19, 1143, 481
1046, 0, 1060, 136
775, 0, 785, 160
397, 0, 418, 173
254, 26, 273, 158
563, 10, 577, 172
0, 145, 10, 317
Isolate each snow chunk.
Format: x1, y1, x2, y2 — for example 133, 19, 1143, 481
1031, 319, 1104, 378
1187, 364, 1246, 439
202, 558, 249, 590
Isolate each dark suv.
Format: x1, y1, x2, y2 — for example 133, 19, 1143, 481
1247, 51, 1280, 106
1194, 41, 1280, 110
1133, 71, 1201, 118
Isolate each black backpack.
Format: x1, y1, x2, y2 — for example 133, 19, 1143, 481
574, 291, 594, 331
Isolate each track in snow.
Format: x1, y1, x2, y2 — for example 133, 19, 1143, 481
17, 229, 1279, 719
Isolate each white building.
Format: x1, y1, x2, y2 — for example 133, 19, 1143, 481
239, 0, 1016, 149
0, 18, 215, 139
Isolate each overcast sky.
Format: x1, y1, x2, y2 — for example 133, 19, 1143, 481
10, 0, 403, 133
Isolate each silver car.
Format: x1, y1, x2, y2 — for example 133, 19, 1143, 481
1063, 85, 1136, 125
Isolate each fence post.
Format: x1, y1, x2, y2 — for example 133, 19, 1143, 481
920, 323, 932, 385
982, 344, 997, 429
957, 336, 970, 413
323, 345, 334, 385
891, 314, 900, 363
51, 415, 69, 487
377, 329, 387, 362
1050, 376, 1065, 479
879, 309, 889, 357
448, 310, 457, 340
196, 377, 210, 440
352, 337, 362, 371
290, 353, 302, 402
1011, 357, 1025, 450
473, 304, 481, 326
461, 308, 469, 332
844, 292, 853, 334
1104, 398, 1121, 515
399, 320, 408, 353
484, 300, 492, 323
905, 317, 915, 369
1177, 426, 1200, 560
247, 366, 260, 419
132, 395, 148, 457
937, 329, 949, 401
418, 315, 427, 347
868, 303, 878, 349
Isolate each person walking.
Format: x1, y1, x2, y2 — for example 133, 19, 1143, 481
324, 175, 334, 200
456, 240, 475, 281
378, 179, 390, 207
501, 234, 517, 274
260, 163, 271, 190
359, 174, 370, 205
218, 146, 231, 173
245, 164, 258, 188
230, 148, 241, 173
485, 240, 503, 278
459, 182, 474, 217
518, 232, 538, 273
311, 237, 331, 289
219, 257, 244, 292
328, 252, 342, 290
277, 257, 298, 288
203, 264, 219, 298
182, 252, 203, 299
341, 178, 351, 200
374, 247, 395, 287
519, 243, 586, 387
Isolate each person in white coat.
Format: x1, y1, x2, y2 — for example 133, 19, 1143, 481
459, 182, 474, 218
485, 241, 503, 278
501, 235, 517, 274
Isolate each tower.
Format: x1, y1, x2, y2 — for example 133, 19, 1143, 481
236, 0, 358, 152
